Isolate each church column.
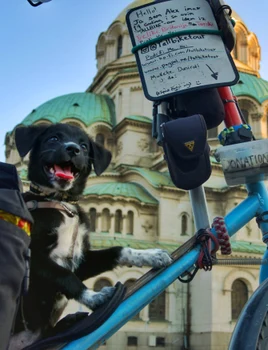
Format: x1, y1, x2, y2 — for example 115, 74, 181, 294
140, 305, 149, 322
122, 214, 128, 236
105, 39, 116, 62
110, 213, 115, 235
240, 41, 248, 64
96, 212, 101, 233
116, 90, 123, 123
121, 87, 131, 117
251, 112, 263, 139
122, 30, 129, 56
168, 289, 176, 323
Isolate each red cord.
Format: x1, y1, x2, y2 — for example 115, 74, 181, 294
212, 216, 232, 255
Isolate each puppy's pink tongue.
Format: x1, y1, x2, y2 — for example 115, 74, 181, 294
54, 165, 74, 180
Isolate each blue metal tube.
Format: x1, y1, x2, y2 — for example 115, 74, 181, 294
62, 247, 200, 350
246, 182, 268, 283
260, 249, 268, 283
224, 192, 260, 237
246, 182, 268, 239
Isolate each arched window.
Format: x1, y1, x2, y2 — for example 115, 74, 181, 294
114, 209, 123, 233
101, 208, 111, 232
240, 109, 249, 123
233, 26, 248, 63
89, 208, 97, 232
233, 40, 238, 60
96, 133, 105, 146
238, 98, 259, 125
96, 34, 106, 69
149, 291, 166, 321
248, 35, 260, 71
67, 121, 84, 129
127, 336, 138, 346
126, 211, 134, 235
94, 278, 112, 292
181, 214, 188, 236
117, 35, 123, 58
156, 337, 165, 347
231, 279, 248, 320
125, 279, 140, 320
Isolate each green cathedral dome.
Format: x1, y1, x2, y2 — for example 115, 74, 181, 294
20, 92, 116, 127
232, 72, 268, 104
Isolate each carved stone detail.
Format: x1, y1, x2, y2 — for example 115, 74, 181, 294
130, 86, 142, 92
246, 224, 252, 236
251, 112, 263, 121
116, 141, 123, 156
142, 220, 153, 233
137, 138, 149, 152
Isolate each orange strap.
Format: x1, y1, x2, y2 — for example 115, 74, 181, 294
0, 210, 31, 236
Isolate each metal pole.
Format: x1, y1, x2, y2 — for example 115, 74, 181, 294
189, 186, 210, 230
158, 101, 168, 115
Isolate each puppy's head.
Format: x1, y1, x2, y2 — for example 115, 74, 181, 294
15, 123, 111, 195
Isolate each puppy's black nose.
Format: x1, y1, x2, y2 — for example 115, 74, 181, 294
64, 142, 80, 156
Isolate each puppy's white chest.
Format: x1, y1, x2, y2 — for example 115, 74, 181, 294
49, 207, 88, 270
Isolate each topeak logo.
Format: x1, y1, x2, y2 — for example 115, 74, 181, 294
184, 140, 195, 152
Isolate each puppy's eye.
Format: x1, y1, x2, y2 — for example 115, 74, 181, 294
48, 136, 59, 142
80, 143, 88, 151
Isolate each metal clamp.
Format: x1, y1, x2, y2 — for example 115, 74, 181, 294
26, 200, 38, 211
256, 211, 268, 227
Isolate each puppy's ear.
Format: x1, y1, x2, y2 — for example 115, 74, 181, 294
90, 141, 112, 176
15, 125, 49, 158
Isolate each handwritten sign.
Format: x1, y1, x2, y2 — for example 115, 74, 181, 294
126, 0, 239, 101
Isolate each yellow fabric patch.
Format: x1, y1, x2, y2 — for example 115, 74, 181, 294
0, 210, 31, 236
184, 140, 195, 152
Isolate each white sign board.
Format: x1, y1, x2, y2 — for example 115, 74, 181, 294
126, 0, 239, 101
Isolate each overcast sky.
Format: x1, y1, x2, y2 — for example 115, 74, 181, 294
1, 0, 268, 162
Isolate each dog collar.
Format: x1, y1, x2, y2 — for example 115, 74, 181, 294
29, 182, 79, 203
26, 200, 78, 217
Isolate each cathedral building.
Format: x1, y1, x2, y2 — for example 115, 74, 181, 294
4, 0, 268, 349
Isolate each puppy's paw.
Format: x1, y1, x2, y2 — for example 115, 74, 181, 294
79, 286, 116, 311
148, 249, 173, 268
118, 248, 173, 268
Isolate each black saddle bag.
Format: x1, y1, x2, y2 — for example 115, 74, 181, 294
161, 114, 211, 190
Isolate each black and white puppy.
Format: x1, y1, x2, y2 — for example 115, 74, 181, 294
11, 123, 172, 348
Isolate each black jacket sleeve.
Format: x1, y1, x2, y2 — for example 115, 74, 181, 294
0, 162, 32, 350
